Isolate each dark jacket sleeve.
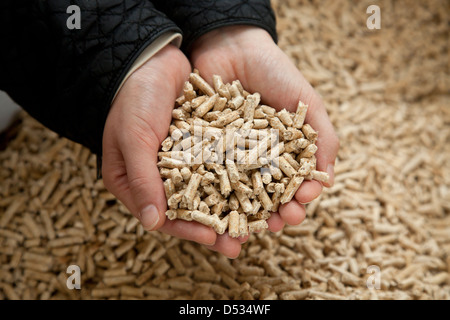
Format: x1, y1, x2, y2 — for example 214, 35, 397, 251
0, 0, 181, 156
153, 0, 277, 52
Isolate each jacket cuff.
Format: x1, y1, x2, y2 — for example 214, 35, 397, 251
1, 1, 183, 158
111, 32, 183, 104
154, 0, 277, 52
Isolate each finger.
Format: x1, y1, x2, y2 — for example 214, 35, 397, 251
285, 80, 339, 188
278, 200, 306, 226
289, 91, 339, 188
305, 96, 339, 187
101, 147, 137, 214
290, 92, 339, 188
248, 48, 339, 188
267, 212, 285, 232
295, 180, 323, 204
102, 145, 218, 245
205, 233, 242, 259
160, 220, 217, 246
120, 131, 167, 231
237, 234, 250, 244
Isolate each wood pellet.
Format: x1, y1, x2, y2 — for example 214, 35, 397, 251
0, 0, 448, 301
158, 73, 328, 238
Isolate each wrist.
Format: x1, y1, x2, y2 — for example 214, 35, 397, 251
112, 33, 183, 103
106, 44, 190, 142
128, 44, 189, 90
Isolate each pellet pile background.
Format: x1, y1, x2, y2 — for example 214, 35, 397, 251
0, 0, 449, 300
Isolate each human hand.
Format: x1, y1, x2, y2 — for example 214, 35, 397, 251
190, 26, 340, 255
102, 45, 220, 248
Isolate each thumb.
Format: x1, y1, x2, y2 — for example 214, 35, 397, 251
120, 131, 167, 231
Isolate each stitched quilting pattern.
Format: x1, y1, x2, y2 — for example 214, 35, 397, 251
154, 0, 277, 51
0, 0, 180, 154
0, 0, 276, 156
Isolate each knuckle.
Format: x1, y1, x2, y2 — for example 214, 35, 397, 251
331, 132, 341, 152
120, 121, 161, 153
128, 175, 151, 194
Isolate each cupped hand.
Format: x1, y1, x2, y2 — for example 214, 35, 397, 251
190, 26, 340, 255
102, 45, 219, 248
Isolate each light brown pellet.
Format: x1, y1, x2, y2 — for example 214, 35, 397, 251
228, 211, 240, 238
248, 220, 269, 233
280, 175, 304, 204
159, 73, 326, 239
189, 72, 215, 96
2, 4, 448, 302
182, 173, 202, 210
293, 101, 308, 129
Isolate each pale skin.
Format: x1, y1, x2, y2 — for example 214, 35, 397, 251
102, 26, 339, 258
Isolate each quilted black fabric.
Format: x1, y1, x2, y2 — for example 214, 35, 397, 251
0, 0, 180, 155
154, 0, 278, 52
0, 0, 277, 157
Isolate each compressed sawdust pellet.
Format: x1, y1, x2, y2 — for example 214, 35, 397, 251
159, 72, 328, 238
0, 0, 448, 301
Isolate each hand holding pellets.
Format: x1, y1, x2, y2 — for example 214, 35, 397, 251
158, 71, 329, 238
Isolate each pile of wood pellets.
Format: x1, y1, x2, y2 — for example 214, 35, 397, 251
0, 0, 448, 300
159, 72, 328, 238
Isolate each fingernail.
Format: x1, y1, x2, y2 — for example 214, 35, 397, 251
327, 164, 335, 187
140, 205, 160, 231
202, 240, 217, 246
